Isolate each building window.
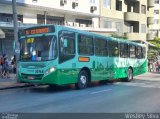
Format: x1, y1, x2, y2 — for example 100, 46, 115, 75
37, 14, 45, 24
154, 19, 159, 24
155, 0, 159, 4
154, 10, 159, 14
141, 24, 146, 33
47, 16, 64, 25
104, 21, 112, 28
141, 5, 146, 14
76, 19, 92, 27
90, 0, 95, 4
116, 0, 122, 11
103, 0, 111, 9
0, 13, 23, 23
72, 2, 78, 9
37, 14, 64, 25
32, 0, 37, 3
116, 22, 123, 35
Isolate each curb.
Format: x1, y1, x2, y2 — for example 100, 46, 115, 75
0, 84, 34, 90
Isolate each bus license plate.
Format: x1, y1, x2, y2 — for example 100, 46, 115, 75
28, 76, 34, 80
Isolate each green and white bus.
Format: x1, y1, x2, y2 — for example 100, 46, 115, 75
17, 25, 148, 89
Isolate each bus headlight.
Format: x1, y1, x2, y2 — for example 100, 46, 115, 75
45, 67, 56, 75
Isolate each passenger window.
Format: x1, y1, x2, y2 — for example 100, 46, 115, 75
120, 43, 129, 58
142, 47, 146, 58
78, 34, 94, 55
129, 45, 136, 58
108, 41, 119, 57
136, 46, 142, 59
95, 38, 108, 56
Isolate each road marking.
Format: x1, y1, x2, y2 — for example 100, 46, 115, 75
90, 89, 112, 94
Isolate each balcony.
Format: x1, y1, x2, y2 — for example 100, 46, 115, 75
124, 32, 146, 41
147, 33, 156, 40
147, 0, 154, 8
147, 17, 154, 25
124, 12, 143, 21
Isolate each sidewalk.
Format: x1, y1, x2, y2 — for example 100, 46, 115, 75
0, 74, 33, 90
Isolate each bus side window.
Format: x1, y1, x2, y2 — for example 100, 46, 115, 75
78, 34, 94, 55
120, 43, 129, 58
108, 41, 119, 57
95, 38, 108, 56
58, 30, 75, 63
136, 46, 142, 59
129, 45, 136, 58
142, 47, 146, 58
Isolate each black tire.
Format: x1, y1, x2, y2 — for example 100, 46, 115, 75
75, 70, 88, 89
123, 68, 133, 82
48, 84, 58, 89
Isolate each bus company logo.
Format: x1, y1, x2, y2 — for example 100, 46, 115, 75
35, 70, 44, 74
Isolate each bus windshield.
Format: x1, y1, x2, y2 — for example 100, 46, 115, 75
20, 35, 57, 61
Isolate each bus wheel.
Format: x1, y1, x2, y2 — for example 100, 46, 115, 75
124, 68, 133, 82
75, 70, 88, 89
48, 84, 58, 89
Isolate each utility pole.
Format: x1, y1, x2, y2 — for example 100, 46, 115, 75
12, 0, 19, 58
12, 0, 19, 77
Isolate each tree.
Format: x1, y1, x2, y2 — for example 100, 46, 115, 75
148, 37, 160, 61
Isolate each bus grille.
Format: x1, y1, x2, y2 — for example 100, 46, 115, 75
21, 73, 44, 80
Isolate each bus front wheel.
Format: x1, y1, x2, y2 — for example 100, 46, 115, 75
126, 68, 133, 82
122, 68, 133, 82
75, 70, 88, 89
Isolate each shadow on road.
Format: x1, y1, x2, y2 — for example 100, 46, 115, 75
27, 80, 115, 93
26, 73, 160, 93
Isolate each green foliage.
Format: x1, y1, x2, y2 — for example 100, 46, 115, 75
149, 37, 160, 49
148, 37, 160, 60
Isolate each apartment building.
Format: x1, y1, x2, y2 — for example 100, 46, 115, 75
100, 0, 148, 42
0, 0, 100, 57
0, 0, 156, 57
147, 0, 160, 40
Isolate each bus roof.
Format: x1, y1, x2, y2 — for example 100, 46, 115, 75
22, 24, 146, 47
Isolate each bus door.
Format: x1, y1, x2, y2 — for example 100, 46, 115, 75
58, 30, 77, 84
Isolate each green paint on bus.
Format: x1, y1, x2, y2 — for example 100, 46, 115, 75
17, 25, 148, 89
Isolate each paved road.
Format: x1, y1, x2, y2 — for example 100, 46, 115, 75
0, 72, 160, 113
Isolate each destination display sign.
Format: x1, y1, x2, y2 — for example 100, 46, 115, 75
24, 26, 55, 35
